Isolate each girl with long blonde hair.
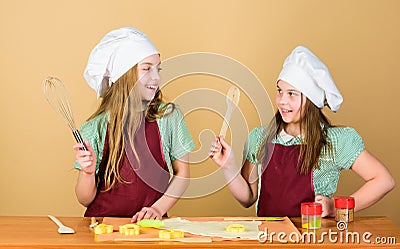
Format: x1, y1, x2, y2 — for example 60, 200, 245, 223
73, 27, 194, 222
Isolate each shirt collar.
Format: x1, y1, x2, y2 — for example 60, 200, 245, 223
278, 129, 302, 143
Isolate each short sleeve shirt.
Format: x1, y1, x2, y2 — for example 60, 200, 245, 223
244, 126, 365, 198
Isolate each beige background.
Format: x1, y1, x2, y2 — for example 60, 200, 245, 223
0, 0, 399, 225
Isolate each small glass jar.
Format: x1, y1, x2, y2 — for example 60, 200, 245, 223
334, 196, 355, 222
301, 202, 322, 229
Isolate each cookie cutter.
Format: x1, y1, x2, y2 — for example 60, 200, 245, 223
226, 224, 246, 233
119, 224, 140, 236
159, 229, 184, 239
94, 224, 114, 234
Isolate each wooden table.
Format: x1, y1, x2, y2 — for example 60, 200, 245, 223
0, 216, 398, 248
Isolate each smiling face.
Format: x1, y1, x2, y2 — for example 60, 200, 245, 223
136, 54, 161, 101
276, 80, 307, 135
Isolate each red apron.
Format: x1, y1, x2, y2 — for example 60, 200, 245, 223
257, 143, 314, 217
84, 118, 170, 217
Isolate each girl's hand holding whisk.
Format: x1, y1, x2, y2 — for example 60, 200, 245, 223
73, 140, 96, 175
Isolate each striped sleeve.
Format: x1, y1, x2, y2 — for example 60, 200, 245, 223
329, 127, 365, 170
160, 105, 195, 162
244, 126, 267, 165
170, 107, 195, 161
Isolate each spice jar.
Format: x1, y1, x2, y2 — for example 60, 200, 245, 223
301, 202, 322, 229
334, 196, 355, 222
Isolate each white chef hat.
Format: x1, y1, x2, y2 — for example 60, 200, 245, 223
277, 46, 343, 112
83, 27, 159, 97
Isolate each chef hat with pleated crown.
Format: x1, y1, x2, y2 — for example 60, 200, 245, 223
83, 27, 159, 98
277, 46, 343, 112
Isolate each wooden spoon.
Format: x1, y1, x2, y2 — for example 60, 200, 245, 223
220, 86, 240, 137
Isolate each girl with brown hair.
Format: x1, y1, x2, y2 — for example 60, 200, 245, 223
210, 46, 394, 217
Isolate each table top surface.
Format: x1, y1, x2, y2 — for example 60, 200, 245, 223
0, 216, 398, 248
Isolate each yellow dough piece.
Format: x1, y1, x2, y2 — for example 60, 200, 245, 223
158, 229, 184, 239
94, 224, 114, 234
226, 224, 246, 233
119, 224, 140, 236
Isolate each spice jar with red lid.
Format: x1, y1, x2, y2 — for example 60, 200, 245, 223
334, 196, 355, 222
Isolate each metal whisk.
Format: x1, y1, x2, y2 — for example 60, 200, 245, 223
43, 76, 87, 150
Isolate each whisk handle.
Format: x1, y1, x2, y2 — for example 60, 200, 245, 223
72, 130, 88, 151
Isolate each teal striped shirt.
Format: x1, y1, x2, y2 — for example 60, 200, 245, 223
73, 104, 195, 175
244, 126, 365, 198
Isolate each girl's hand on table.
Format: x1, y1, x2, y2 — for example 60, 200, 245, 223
131, 206, 162, 223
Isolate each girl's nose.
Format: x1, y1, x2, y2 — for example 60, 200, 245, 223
150, 67, 160, 81
278, 94, 288, 105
